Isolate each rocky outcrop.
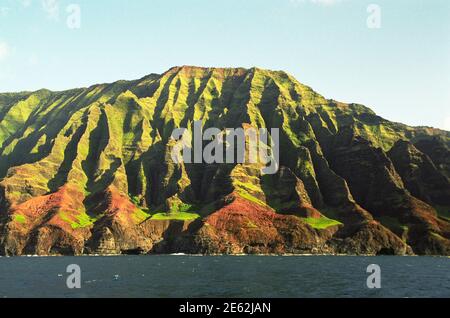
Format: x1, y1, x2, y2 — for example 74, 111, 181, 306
388, 140, 450, 206
414, 137, 450, 178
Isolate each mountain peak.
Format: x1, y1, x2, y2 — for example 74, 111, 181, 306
162, 65, 251, 78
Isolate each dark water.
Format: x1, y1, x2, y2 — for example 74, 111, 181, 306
0, 255, 448, 298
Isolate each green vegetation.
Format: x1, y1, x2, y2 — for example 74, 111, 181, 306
301, 216, 342, 229
177, 203, 197, 213
59, 211, 96, 229
233, 180, 261, 193
132, 208, 151, 223
151, 212, 200, 221
245, 220, 258, 229
148, 201, 200, 221
236, 189, 267, 207
14, 214, 27, 224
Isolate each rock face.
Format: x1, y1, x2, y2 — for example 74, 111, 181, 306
0, 66, 449, 256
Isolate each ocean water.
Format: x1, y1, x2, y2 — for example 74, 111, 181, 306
0, 255, 448, 298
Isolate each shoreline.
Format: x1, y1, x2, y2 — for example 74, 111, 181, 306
1, 253, 448, 258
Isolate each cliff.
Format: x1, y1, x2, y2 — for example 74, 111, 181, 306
0, 66, 449, 256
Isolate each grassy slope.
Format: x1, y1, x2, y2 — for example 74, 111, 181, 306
302, 216, 342, 230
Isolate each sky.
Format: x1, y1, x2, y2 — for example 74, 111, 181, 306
0, 0, 449, 130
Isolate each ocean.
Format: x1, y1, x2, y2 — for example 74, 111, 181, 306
0, 255, 448, 298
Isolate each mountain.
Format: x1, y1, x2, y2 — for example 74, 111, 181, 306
0, 66, 449, 256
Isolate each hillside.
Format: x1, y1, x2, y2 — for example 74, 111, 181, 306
0, 66, 449, 256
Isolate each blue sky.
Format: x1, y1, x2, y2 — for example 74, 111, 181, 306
0, 0, 449, 130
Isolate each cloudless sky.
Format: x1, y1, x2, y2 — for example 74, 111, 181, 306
0, 0, 449, 130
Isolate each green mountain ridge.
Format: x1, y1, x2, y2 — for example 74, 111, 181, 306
0, 65, 449, 256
